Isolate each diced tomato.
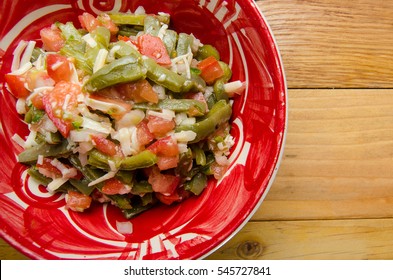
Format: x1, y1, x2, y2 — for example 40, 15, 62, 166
147, 115, 176, 137
136, 34, 171, 66
78, 12, 101, 33
155, 191, 181, 205
65, 190, 92, 212
4, 74, 30, 98
40, 27, 65, 52
148, 166, 180, 194
42, 81, 81, 137
102, 178, 130, 195
94, 86, 122, 100
147, 136, 179, 157
25, 69, 55, 90
197, 56, 224, 84
91, 134, 120, 157
46, 54, 74, 83
155, 187, 191, 205
29, 91, 46, 110
156, 155, 179, 171
136, 120, 155, 146
36, 158, 81, 180
36, 158, 62, 179
118, 35, 130, 42
97, 13, 119, 35
116, 79, 159, 104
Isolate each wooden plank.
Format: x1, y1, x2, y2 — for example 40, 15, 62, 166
252, 89, 393, 220
208, 219, 393, 259
256, 0, 393, 88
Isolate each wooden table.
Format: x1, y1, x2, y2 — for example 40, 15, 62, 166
209, 0, 393, 260
1, 0, 393, 260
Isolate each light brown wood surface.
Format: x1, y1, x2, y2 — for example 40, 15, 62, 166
2, 0, 393, 260
209, 0, 393, 259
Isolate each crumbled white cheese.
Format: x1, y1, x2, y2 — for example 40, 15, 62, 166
37, 155, 44, 165
217, 142, 225, 151
108, 160, 118, 172
11, 40, 27, 71
170, 49, 193, 79
69, 63, 80, 85
88, 171, 117, 187
82, 33, 97, 48
93, 49, 108, 73
77, 103, 110, 123
107, 45, 121, 62
16, 98, 27, 114
47, 177, 69, 192
50, 60, 64, 71
33, 54, 45, 70
112, 127, 136, 157
223, 80, 246, 94
10, 62, 32, 75
62, 94, 71, 111
130, 126, 140, 152
81, 117, 113, 135
12, 134, 26, 148
177, 143, 189, 154
85, 97, 128, 117
158, 12, 170, 17
224, 134, 235, 148
147, 109, 175, 121
24, 130, 38, 148
157, 24, 168, 40
19, 41, 36, 67
27, 87, 54, 106
190, 34, 202, 53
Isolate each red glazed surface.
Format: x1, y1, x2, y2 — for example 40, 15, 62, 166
0, 0, 287, 259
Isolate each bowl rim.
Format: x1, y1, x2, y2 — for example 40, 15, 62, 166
198, 0, 288, 259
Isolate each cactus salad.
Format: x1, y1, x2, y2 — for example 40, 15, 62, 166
5, 9, 245, 218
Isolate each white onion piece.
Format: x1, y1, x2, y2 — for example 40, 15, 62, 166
116, 221, 133, 234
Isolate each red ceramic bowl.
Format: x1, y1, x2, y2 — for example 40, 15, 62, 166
0, 0, 287, 259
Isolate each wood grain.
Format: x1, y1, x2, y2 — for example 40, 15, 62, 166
208, 219, 393, 259
253, 89, 393, 221
2, 0, 393, 260
257, 0, 393, 88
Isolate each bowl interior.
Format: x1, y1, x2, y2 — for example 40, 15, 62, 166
0, 0, 286, 259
